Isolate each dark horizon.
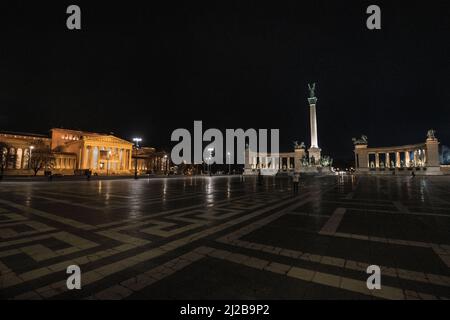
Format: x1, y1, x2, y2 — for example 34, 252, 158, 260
0, 1, 449, 163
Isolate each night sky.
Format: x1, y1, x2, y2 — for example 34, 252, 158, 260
0, 1, 449, 164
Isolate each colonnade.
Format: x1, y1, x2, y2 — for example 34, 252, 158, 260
366, 149, 427, 169
354, 140, 432, 171
2, 146, 32, 169
81, 145, 132, 171
249, 156, 294, 170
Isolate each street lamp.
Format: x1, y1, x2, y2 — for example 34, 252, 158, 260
227, 152, 231, 174
133, 137, 142, 179
164, 154, 168, 175
207, 148, 214, 176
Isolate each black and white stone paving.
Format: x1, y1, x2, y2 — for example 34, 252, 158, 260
0, 175, 449, 299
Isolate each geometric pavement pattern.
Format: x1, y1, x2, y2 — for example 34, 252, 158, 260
0, 175, 449, 299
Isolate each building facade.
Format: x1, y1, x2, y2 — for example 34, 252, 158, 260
132, 147, 170, 174
353, 130, 443, 175
0, 132, 51, 173
50, 128, 133, 174
0, 128, 138, 175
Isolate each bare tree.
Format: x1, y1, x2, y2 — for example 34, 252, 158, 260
0, 142, 9, 179
30, 143, 55, 176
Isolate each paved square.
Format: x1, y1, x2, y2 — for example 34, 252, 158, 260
0, 175, 449, 299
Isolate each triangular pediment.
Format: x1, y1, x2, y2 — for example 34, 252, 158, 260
83, 135, 133, 145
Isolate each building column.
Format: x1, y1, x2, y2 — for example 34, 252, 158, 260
23, 148, 28, 169
396, 151, 400, 168
405, 150, 410, 167
375, 153, 380, 168
128, 149, 132, 170
78, 148, 82, 169
81, 146, 87, 169
97, 148, 101, 170
124, 149, 127, 170
122, 149, 126, 170
85, 146, 91, 169
90, 146, 95, 169
19, 148, 25, 169
386, 153, 390, 168
119, 149, 123, 170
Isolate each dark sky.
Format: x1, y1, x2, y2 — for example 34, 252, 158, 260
0, 1, 449, 162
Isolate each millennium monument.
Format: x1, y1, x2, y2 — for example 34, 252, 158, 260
244, 83, 329, 175
307, 83, 321, 165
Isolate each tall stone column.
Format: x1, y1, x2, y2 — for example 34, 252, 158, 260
375, 153, 380, 168
307, 83, 321, 165
396, 152, 400, 168
386, 153, 390, 168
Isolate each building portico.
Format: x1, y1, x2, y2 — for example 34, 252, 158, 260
51, 129, 133, 174
1, 128, 137, 175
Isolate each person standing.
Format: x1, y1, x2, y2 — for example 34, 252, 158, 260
292, 172, 300, 194
257, 169, 263, 186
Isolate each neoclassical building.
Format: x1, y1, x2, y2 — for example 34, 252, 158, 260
0, 132, 52, 173
51, 128, 134, 174
1, 128, 135, 175
132, 147, 170, 174
353, 130, 443, 175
